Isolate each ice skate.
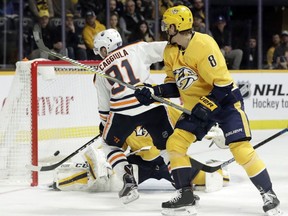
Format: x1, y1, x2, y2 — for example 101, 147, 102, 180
193, 194, 200, 206
118, 164, 139, 204
161, 187, 197, 216
262, 190, 283, 216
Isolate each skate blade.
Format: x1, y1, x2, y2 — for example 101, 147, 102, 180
266, 207, 283, 216
121, 189, 139, 204
194, 199, 200, 209
161, 205, 197, 216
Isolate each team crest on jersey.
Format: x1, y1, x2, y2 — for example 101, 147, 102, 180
237, 81, 251, 98
135, 126, 148, 137
174, 67, 198, 90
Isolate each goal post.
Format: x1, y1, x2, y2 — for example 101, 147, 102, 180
0, 59, 101, 186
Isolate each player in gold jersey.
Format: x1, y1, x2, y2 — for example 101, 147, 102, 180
135, 5, 282, 216
52, 106, 228, 195
123, 105, 229, 190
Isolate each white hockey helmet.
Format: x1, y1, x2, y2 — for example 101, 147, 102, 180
93, 29, 122, 59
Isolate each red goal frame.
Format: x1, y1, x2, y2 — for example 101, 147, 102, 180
30, 60, 100, 186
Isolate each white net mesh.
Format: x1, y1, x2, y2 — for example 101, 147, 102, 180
0, 60, 32, 184
0, 59, 100, 185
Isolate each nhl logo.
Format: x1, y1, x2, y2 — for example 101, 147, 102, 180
237, 81, 251, 98
162, 131, 169, 139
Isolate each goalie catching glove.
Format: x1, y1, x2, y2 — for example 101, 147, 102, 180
205, 124, 228, 149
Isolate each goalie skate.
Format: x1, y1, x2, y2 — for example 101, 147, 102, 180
161, 187, 197, 216
119, 164, 139, 204
262, 190, 283, 216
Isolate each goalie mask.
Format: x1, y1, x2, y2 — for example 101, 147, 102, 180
93, 29, 123, 59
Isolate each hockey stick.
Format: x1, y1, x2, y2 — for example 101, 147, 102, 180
27, 128, 287, 172
126, 146, 152, 156
26, 134, 101, 172
32, 24, 191, 115
190, 128, 288, 173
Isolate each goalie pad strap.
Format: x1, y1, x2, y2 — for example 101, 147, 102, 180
58, 171, 88, 187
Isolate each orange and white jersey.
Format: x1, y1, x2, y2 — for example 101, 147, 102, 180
94, 41, 168, 123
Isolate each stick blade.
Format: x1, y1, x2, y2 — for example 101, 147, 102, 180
33, 24, 43, 47
32, 24, 50, 52
32, 24, 41, 41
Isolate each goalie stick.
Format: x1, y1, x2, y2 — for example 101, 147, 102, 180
26, 134, 101, 172
190, 128, 288, 173
26, 135, 152, 172
126, 146, 152, 157
32, 24, 191, 115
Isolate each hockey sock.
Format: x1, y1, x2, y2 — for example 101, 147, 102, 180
107, 148, 129, 178
250, 168, 272, 194
171, 167, 193, 189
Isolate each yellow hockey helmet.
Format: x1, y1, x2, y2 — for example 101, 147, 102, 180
161, 5, 193, 32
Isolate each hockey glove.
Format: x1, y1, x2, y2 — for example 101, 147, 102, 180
192, 83, 233, 121
134, 83, 159, 106
205, 124, 228, 149
191, 95, 220, 122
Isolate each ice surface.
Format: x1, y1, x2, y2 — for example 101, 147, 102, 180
0, 130, 287, 216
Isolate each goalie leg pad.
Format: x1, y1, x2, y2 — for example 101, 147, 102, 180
205, 160, 230, 192
54, 163, 89, 191
205, 171, 223, 193
193, 160, 230, 192
83, 145, 111, 185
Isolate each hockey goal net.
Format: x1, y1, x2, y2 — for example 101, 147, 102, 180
0, 59, 101, 186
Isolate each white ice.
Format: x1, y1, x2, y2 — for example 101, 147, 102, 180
0, 129, 287, 216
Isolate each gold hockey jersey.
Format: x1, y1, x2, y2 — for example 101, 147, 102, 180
163, 32, 234, 110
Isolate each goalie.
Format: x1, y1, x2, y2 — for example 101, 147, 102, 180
52, 106, 230, 194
